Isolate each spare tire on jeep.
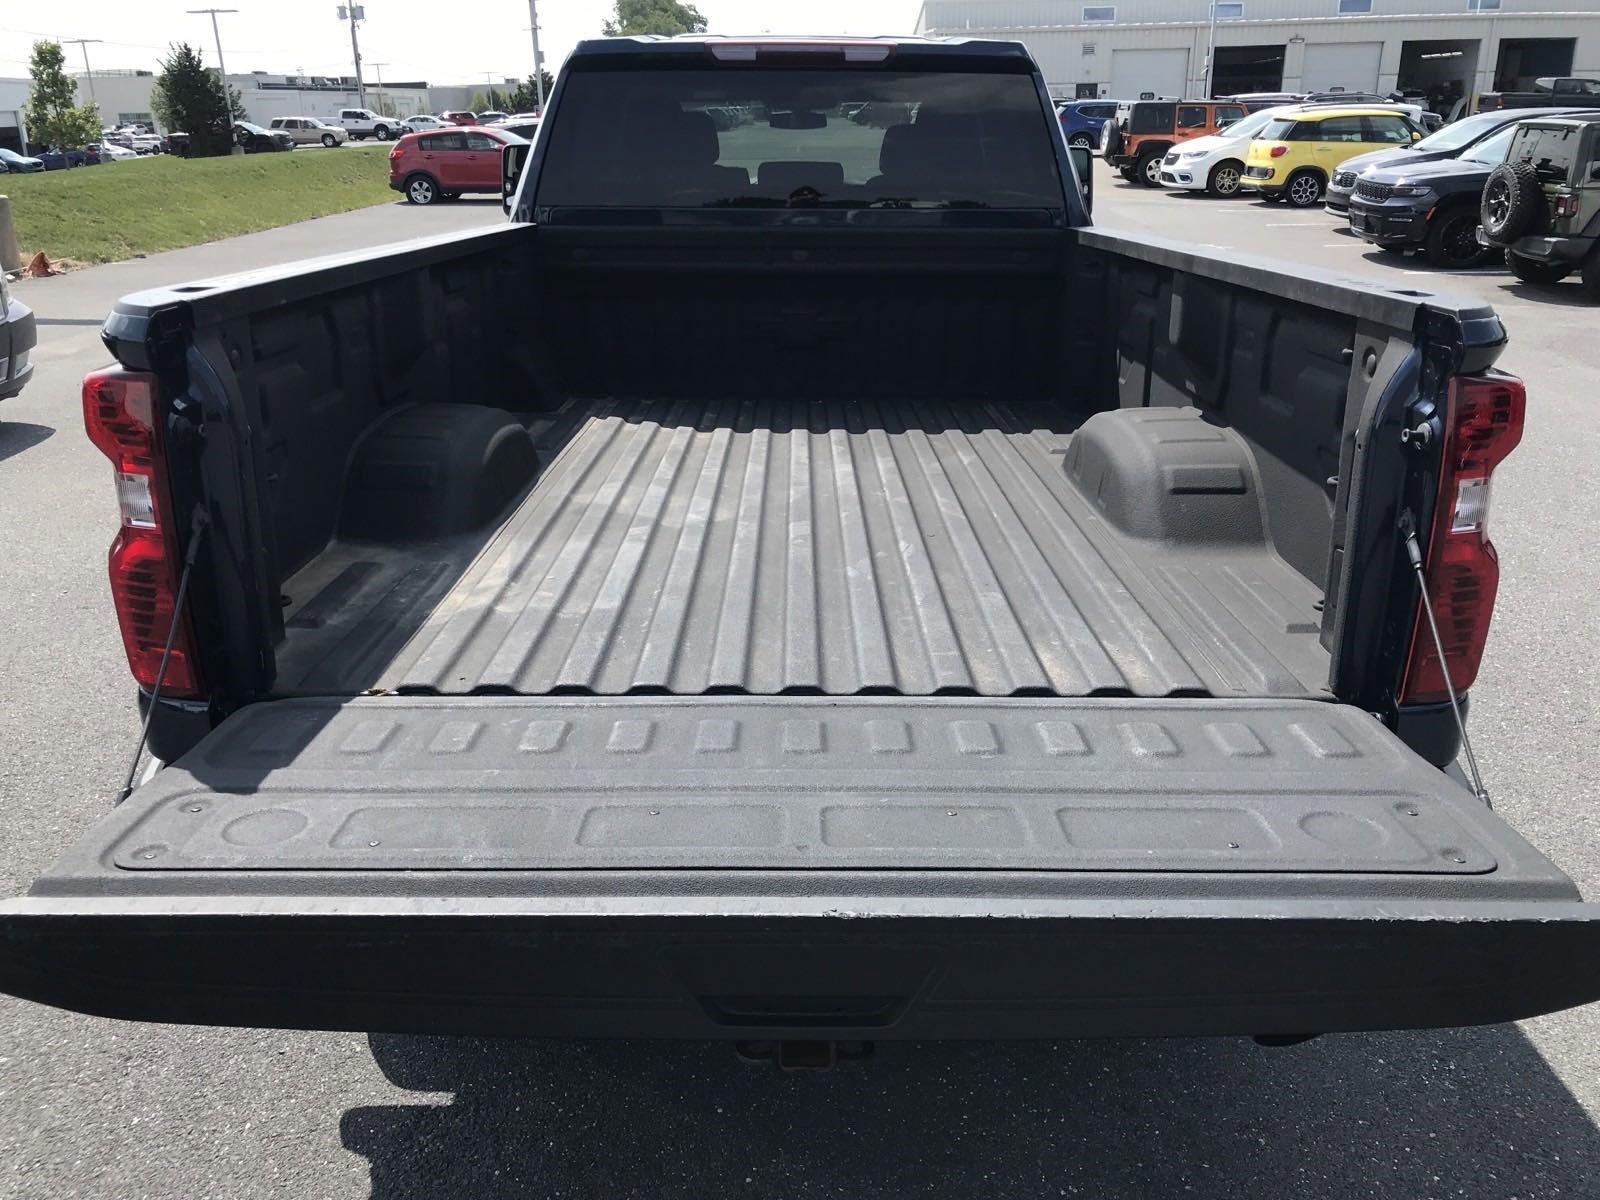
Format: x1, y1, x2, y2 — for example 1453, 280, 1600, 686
1481, 161, 1547, 244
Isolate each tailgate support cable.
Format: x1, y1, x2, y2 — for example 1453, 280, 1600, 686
1403, 525, 1491, 806
114, 508, 209, 805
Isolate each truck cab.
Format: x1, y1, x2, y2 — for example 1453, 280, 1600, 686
1101, 99, 1247, 186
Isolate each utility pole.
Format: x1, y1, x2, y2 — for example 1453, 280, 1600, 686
187, 9, 238, 106
62, 38, 102, 104
337, 5, 368, 107
369, 62, 388, 114
526, 0, 545, 110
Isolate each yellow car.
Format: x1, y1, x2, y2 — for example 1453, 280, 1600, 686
1242, 107, 1423, 208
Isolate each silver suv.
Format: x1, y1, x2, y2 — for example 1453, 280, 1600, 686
268, 117, 349, 147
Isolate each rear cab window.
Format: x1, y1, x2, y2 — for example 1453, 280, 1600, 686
535, 68, 1064, 211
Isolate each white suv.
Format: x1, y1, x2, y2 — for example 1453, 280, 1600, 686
336, 108, 398, 141
1156, 106, 1298, 196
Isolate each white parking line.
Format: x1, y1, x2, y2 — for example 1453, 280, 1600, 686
1265, 222, 1324, 227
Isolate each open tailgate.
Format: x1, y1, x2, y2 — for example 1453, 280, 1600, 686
4, 695, 1599, 1039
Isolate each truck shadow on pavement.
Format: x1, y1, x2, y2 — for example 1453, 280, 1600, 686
0, 421, 54, 463
344, 1025, 1598, 1198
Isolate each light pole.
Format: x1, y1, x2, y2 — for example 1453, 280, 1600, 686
62, 38, 103, 105
187, 9, 238, 106
1203, 0, 1219, 98
527, 0, 544, 110
337, 5, 368, 108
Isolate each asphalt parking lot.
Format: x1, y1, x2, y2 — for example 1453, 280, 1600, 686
1, 175, 1597, 1199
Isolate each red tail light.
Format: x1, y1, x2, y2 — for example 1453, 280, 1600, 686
1399, 372, 1526, 704
1269, 145, 1288, 158
1555, 193, 1579, 218
83, 368, 204, 698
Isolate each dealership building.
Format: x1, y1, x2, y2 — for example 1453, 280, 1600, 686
915, 0, 1600, 112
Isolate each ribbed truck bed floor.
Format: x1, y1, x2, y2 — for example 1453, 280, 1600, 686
280, 397, 1331, 698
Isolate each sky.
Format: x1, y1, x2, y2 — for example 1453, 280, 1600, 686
0, 0, 926, 87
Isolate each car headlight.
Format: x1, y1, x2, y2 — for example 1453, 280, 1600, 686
0, 271, 9, 310
1178, 149, 1208, 159
1389, 185, 1431, 197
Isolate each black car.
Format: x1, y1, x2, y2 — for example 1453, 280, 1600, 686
233, 122, 295, 153
1346, 121, 1521, 267
1326, 107, 1589, 214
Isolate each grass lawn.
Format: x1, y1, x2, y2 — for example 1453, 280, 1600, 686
0, 145, 396, 265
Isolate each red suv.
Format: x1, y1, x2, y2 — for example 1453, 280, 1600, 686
388, 126, 528, 205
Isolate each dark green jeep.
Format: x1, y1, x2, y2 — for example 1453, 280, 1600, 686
1479, 113, 1600, 297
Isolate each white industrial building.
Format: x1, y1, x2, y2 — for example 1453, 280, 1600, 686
916, 0, 1600, 112
68, 69, 439, 134
1, 77, 30, 153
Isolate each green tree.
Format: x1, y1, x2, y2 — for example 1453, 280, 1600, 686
153, 42, 232, 157
505, 71, 555, 113
602, 0, 707, 37
23, 40, 101, 150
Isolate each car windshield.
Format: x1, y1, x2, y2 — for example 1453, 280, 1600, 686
1462, 125, 1517, 165
1222, 108, 1285, 140
1414, 110, 1515, 153
1259, 118, 1295, 140
237, 122, 267, 134
537, 68, 1062, 210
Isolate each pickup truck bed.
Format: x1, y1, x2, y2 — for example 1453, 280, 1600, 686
276, 395, 1328, 699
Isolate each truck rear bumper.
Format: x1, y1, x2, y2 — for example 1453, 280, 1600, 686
4, 895, 1598, 1039
5, 695, 1598, 1038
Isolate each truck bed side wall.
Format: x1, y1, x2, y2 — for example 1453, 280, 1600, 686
112, 222, 1484, 754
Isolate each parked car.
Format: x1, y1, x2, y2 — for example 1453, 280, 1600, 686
1324, 107, 1590, 214
0, 148, 45, 174
128, 132, 163, 155
34, 146, 86, 170
388, 125, 528, 204
336, 108, 400, 141
1156, 104, 1417, 198
440, 110, 479, 126
1478, 77, 1600, 114
1243, 107, 1423, 207
1479, 112, 1600, 296
0, 271, 37, 404
10, 35, 1599, 1048
233, 121, 296, 153
1058, 99, 1118, 149
268, 117, 349, 147
478, 110, 509, 124
1347, 121, 1521, 266
400, 114, 451, 134
89, 140, 138, 163
1101, 99, 1249, 186
497, 117, 540, 141
81, 143, 101, 165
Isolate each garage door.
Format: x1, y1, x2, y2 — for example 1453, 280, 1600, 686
1110, 48, 1190, 100
1301, 42, 1383, 93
